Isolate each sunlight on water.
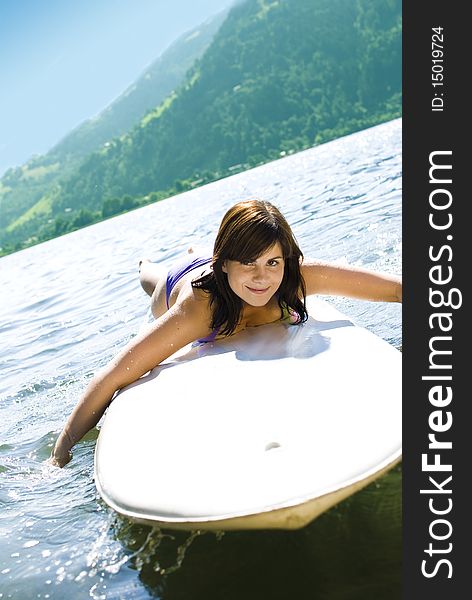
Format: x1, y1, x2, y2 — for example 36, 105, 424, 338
0, 120, 401, 599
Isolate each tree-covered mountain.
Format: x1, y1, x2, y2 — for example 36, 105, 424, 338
45, 10, 230, 166
0, 0, 401, 256
0, 9, 229, 249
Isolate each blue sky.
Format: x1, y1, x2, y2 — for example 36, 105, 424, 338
0, 0, 235, 176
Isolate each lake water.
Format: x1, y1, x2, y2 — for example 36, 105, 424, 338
0, 119, 402, 599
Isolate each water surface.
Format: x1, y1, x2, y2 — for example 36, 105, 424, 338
0, 119, 402, 599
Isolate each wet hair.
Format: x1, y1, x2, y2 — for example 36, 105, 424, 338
192, 199, 307, 336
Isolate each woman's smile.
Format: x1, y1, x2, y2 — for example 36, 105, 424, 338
246, 285, 270, 294
222, 242, 285, 306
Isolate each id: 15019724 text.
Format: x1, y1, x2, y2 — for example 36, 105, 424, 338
431, 26, 445, 112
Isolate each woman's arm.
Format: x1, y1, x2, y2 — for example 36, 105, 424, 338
49, 292, 209, 467
301, 260, 402, 303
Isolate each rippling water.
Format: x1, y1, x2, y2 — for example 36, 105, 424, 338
0, 119, 401, 599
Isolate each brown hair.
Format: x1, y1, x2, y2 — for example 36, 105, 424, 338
192, 199, 307, 336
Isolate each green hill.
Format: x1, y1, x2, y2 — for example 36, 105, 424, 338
45, 10, 230, 165
0, 9, 229, 251
0, 0, 401, 256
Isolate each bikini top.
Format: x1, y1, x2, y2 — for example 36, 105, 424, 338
195, 302, 299, 345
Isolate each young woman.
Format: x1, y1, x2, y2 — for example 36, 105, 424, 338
49, 199, 402, 467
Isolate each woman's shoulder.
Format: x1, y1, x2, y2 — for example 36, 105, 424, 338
300, 258, 359, 296
137, 285, 213, 351
300, 258, 327, 287
173, 278, 213, 322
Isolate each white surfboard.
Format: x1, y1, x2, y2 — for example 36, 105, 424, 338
94, 297, 401, 531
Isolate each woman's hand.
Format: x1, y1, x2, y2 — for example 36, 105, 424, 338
47, 429, 74, 467
47, 449, 72, 468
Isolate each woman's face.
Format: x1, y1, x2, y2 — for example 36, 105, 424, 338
222, 242, 285, 307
